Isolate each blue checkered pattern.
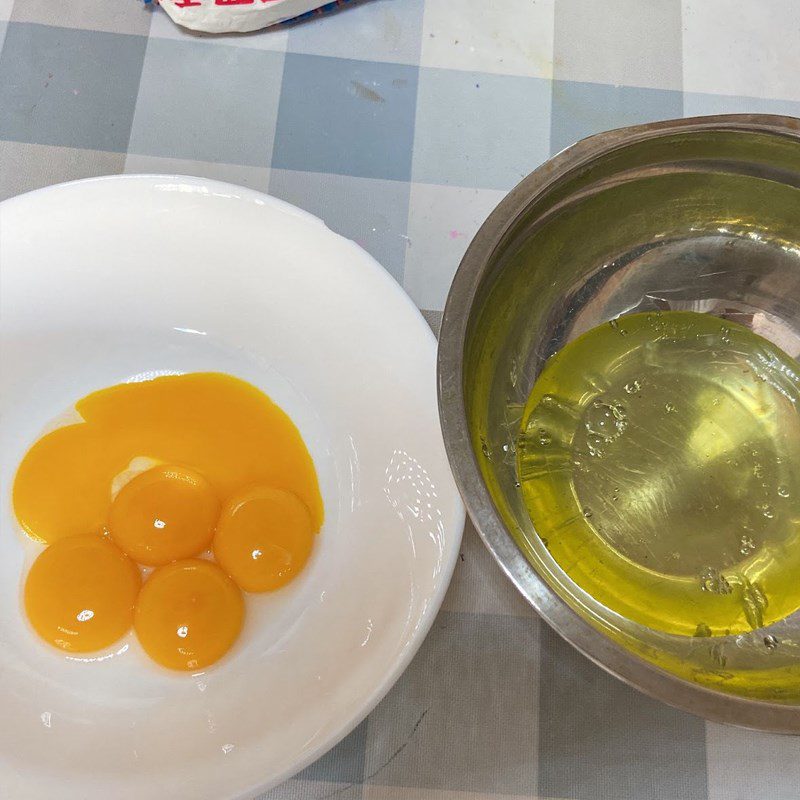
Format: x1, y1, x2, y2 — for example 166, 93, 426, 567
3, 1, 800, 797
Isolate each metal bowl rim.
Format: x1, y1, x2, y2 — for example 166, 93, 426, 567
437, 113, 800, 732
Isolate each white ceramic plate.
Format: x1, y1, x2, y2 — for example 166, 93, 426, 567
0, 176, 464, 800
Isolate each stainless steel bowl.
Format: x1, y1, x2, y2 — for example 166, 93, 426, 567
438, 114, 800, 732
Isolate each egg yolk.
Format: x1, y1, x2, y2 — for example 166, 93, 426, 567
134, 559, 244, 671
15, 372, 323, 668
214, 486, 315, 592
25, 534, 141, 653
109, 464, 220, 566
13, 372, 323, 545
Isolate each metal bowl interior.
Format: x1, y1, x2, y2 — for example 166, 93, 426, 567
438, 115, 800, 732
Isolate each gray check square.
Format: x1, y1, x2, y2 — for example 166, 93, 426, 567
128, 38, 283, 167
538, 626, 708, 800
0, 22, 147, 153
550, 80, 683, 155
297, 719, 368, 784
269, 169, 410, 282
0, 141, 124, 201
272, 53, 418, 182
257, 779, 363, 800
412, 67, 551, 191
553, 0, 683, 90
684, 91, 800, 119
12, 0, 152, 36
364, 611, 540, 794
286, 0, 425, 65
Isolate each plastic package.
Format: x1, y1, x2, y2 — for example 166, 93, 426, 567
155, 0, 355, 33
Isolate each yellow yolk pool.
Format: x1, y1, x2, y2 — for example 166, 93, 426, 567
13, 372, 323, 545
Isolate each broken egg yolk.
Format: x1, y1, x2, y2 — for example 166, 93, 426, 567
14, 372, 323, 670
13, 371, 323, 546
24, 534, 141, 653
214, 486, 315, 592
134, 559, 244, 671
109, 464, 220, 566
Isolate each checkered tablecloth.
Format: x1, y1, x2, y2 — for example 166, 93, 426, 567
2, 1, 800, 798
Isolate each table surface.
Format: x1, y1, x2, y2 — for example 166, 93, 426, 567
3, 1, 800, 798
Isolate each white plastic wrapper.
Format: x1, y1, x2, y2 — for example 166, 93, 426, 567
158, 0, 349, 33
